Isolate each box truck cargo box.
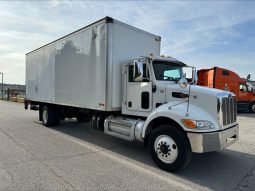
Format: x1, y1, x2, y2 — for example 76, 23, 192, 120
26, 17, 160, 111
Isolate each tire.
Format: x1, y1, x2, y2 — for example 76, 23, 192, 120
42, 106, 56, 127
148, 125, 192, 172
249, 102, 255, 113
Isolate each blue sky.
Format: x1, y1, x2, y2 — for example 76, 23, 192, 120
0, 0, 255, 84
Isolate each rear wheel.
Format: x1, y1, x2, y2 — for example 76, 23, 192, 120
42, 106, 55, 127
249, 102, 255, 113
148, 125, 192, 172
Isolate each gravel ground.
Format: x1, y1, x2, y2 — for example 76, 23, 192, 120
0, 100, 255, 191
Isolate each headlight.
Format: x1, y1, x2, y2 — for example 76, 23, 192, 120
181, 119, 215, 130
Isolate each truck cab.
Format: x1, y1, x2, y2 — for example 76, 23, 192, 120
122, 56, 190, 116
104, 55, 239, 171
197, 67, 255, 112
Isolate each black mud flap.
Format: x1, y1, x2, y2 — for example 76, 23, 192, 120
24, 100, 28, 110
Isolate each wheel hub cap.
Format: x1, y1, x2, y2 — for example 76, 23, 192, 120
154, 135, 178, 164
160, 144, 169, 154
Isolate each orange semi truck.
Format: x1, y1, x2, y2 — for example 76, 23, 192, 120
197, 67, 255, 113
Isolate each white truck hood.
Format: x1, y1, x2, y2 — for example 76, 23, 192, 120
165, 84, 233, 129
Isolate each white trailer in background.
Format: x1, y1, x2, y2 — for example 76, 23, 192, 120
25, 17, 239, 172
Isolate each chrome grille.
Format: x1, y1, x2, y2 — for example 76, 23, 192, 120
222, 96, 237, 126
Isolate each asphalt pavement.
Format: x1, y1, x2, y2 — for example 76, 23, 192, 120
0, 100, 255, 191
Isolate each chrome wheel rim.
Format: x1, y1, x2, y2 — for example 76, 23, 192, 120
43, 109, 48, 123
154, 135, 178, 164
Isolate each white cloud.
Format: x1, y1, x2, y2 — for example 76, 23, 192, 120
0, 1, 255, 84
175, 51, 255, 80
48, 0, 62, 8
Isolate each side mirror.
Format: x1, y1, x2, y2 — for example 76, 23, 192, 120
179, 77, 188, 88
192, 67, 198, 84
183, 66, 197, 84
247, 74, 251, 81
133, 61, 143, 82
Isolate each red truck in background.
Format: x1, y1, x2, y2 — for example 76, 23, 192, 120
197, 67, 255, 113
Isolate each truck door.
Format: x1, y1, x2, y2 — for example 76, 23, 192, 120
126, 62, 152, 112
239, 84, 250, 101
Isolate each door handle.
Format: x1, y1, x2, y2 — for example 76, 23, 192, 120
152, 85, 156, 92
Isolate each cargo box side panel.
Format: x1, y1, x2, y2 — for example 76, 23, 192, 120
108, 22, 160, 109
26, 46, 55, 102
54, 23, 107, 110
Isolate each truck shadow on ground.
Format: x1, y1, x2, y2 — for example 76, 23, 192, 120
52, 119, 255, 191
237, 113, 255, 117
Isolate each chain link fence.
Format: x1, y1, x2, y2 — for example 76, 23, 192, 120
0, 84, 25, 102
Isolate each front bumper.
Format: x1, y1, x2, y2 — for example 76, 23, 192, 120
187, 124, 239, 153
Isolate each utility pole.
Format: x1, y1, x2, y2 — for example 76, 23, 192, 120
0, 72, 3, 100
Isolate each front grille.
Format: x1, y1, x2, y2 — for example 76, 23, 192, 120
222, 97, 237, 126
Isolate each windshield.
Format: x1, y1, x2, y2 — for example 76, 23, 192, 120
153, 61, 183, 81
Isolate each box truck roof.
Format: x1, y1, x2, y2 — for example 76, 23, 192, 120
152, 56, 187, 66
26, 16, 161, 55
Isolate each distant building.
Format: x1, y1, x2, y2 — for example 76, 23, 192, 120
1, 84, 26, 99
2, 84, 25, 91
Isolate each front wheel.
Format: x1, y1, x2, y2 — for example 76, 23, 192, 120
148, 125, 192, 172
249, 102, 255, 113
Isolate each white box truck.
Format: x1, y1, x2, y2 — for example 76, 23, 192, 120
25, 17, 239, 172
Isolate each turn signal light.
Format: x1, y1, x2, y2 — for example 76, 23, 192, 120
182, 119, 196, 129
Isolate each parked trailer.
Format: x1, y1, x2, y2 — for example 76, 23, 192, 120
25, 17, 239, 172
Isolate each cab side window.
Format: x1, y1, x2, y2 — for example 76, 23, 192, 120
128, 64, 150, 82
143, 63, 150, 82
240, 84, 248, 92
128, 65, 134, 82
222, 70, 229, 76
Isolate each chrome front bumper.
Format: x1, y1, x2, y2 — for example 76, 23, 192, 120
187, 124, 239, 153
